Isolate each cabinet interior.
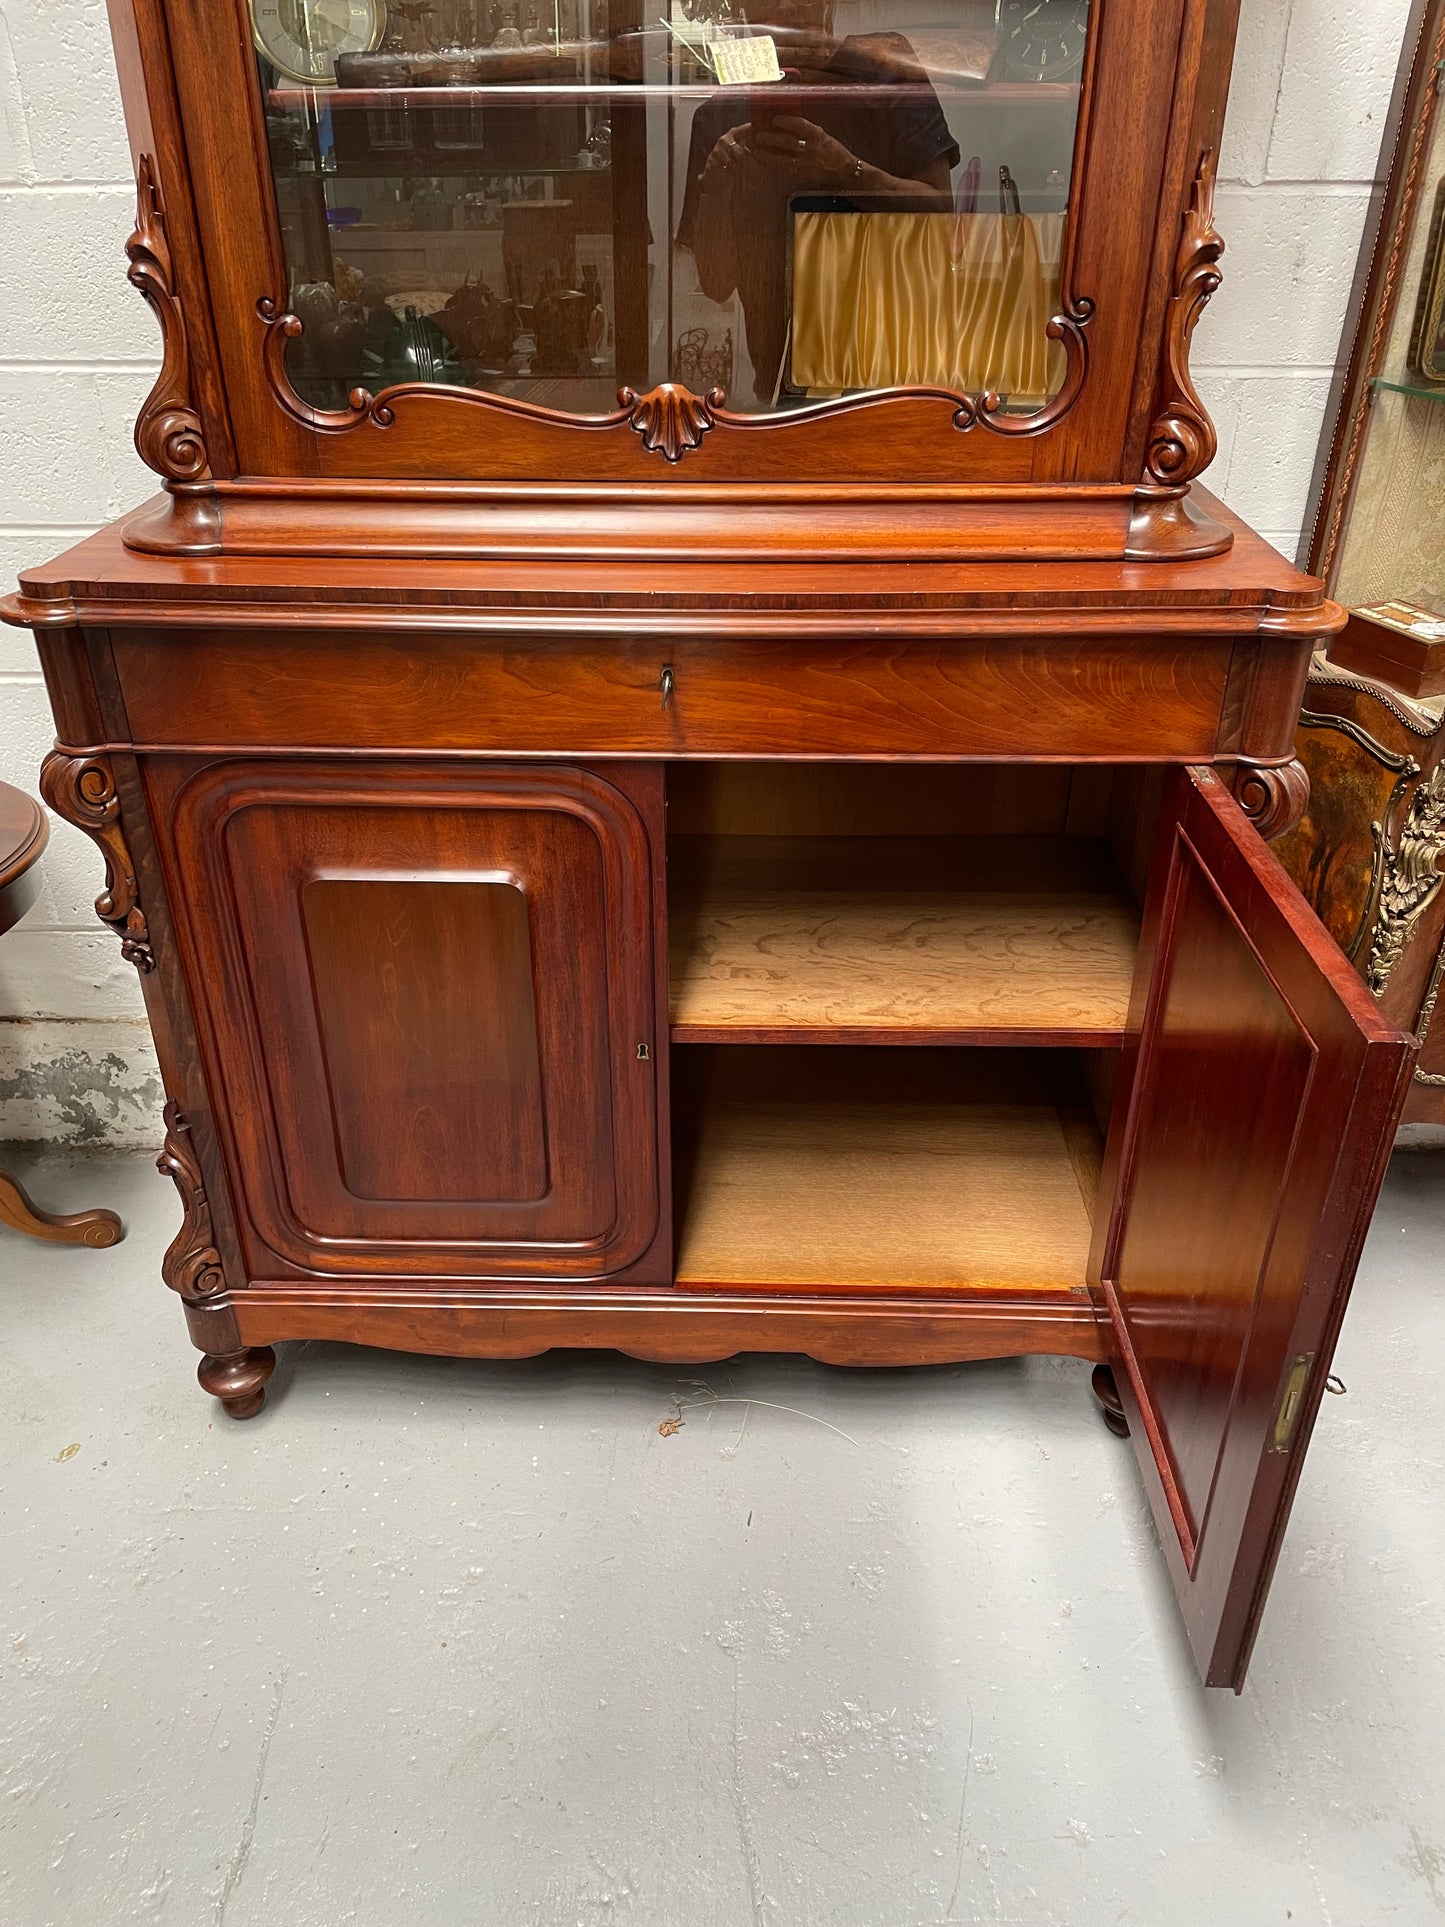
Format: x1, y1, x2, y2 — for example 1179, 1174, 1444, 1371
666, 762, 1163, 1294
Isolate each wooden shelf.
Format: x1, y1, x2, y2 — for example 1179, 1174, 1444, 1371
668, 835, 1140, 1046
673, 1047, 1101, 1295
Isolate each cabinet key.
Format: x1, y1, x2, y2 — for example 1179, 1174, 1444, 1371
659, 665, 675, 710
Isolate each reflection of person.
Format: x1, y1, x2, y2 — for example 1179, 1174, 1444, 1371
677, 2, 959, 401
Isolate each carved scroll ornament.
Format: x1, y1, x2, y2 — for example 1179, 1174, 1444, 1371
1142, 149, 1224, 490
126, 154, 209, 483
257, 298, 1094, 462
1232, 758, 1310, 842
156, 1103, 226, 1298
38, 752, 156, 972
1365, 761, 1445, 994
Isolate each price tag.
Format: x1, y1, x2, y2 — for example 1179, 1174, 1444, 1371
712, 34, 783, 84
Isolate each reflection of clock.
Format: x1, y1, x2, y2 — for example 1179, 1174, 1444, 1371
251, 0, 387, 85
998, 0, 1090, 83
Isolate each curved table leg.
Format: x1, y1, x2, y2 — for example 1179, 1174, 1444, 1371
0, 1168, 123, 1248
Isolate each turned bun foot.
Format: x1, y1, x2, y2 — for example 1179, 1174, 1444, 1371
198, 1346, 276, 1419
1091, 1364, 1130, 1437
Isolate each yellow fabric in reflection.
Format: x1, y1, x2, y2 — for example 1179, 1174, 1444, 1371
789, 211, 1065, 406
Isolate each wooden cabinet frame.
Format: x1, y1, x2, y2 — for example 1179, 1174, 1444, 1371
103, 0, 1248, 561
0, 0, 1415, 1690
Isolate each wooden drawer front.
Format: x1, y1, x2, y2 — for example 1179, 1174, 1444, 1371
151, 757, 661, 1281
112, 628, 1235, 760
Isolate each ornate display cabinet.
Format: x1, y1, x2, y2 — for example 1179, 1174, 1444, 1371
1276, 0, 1445, 1127
0, 0, 1418, 1689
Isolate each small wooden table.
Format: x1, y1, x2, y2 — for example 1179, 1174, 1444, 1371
0, 781, 122, 1248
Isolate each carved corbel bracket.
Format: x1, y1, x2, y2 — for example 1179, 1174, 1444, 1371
156, 1102, 227, 1299
38, 751, 156, 972
126, 154, 210, 483
1141, 149, 1224, 492
1231, 757, 1311, 841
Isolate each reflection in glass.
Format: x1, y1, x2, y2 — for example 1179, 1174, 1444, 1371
257, 0, 1088, 419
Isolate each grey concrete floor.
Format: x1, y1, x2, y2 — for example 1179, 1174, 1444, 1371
1, 1148, 1444, 1927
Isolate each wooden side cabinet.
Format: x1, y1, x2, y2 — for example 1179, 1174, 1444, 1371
1276, 660, 1445, 1125
1280, 0, 1445, 1124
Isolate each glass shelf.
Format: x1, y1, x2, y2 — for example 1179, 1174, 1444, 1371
270, 80, 1081, 108
1371, 375, 1445, 406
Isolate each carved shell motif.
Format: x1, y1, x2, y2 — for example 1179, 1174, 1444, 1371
620, 383, 724, 463
126, 154, 209, 483
1143, 149, 1224, 490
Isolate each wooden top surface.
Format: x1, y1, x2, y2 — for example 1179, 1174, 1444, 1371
1, 490, 1333, 633
0, 782, 47, 936
0, 782, 46, 883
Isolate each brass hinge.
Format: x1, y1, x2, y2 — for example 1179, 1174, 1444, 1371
1269, 1353, 1315, 1454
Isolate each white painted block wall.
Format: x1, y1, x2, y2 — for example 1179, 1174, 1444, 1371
0, 0, 1419, 1143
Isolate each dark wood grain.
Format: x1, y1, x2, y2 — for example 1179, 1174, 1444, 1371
107, 626, 1239, 760
2, 498, 1334, 634
225, 1284, 1106, 1368
1275, 660, 1445, 1130
144, 756, 668, 1283
302, 877, 548, 1202
1090, 766, 1413, 1689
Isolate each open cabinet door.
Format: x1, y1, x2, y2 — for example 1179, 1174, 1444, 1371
1091, 767, 1415, 1689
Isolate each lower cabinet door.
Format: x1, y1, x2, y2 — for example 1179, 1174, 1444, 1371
1091, 766, 1415, 1689
157, 758, 664, 1281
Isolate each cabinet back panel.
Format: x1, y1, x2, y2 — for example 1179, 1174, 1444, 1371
666, 764, 1079, 838
302, 877, 546, 1204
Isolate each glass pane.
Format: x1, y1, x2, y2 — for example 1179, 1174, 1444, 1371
256, 0, 1090, 418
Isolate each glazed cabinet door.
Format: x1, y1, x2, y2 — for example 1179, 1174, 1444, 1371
148, 758, 665, 1282
1091, 766, 1413, 1690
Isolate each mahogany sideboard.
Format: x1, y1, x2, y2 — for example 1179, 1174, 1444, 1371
0, 0, 1418, 1688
